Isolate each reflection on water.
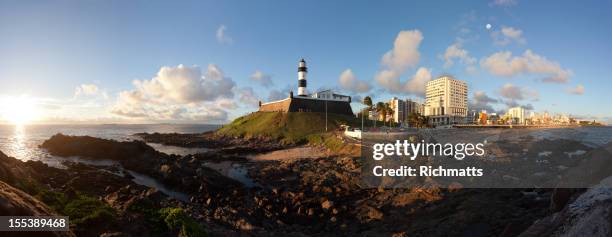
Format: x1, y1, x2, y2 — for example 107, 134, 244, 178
11, 125, 27, 159
0, 124, 220, 203
204, 161, 258, 188
147, 143, 210, 156
0, 124, 220, 162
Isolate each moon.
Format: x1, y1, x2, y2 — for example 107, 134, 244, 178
486, 24, 492, 30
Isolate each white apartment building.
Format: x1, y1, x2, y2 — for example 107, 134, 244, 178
507, 106, 526, 124
424, 75, 468, 125
389, 97, 405, 123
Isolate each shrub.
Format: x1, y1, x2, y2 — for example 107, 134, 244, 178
62, 194, 115, 225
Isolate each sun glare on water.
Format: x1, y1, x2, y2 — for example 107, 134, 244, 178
1, 96, 39, 125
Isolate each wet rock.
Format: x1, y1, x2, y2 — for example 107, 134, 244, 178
550, 188, 575, 212
41, 133, 159, 161
521, 176, 612, 237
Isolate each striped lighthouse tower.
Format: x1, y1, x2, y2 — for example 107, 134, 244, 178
297, 58, 308, 96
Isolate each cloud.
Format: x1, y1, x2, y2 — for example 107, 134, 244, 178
338, 69, 371, 93
381, 30, 423, 71
236, 87, 259, 107
267, 90, 286, 101
374, 30, 430, 95
503, 99, 534, 110
74, 84, 109, 99
403, 67, 433, 96
469, 91, 499, 113
111, 64, 235, 122
250, 70, 274, 88
265, 84, 295, 102
442, 42, 476, 68
75, 84, 98, 96
474, 91, 499, 104
566, 84, 585, 95
492, 26, 526, 46
480, 50, 572, 83
377, 67, 432, 96
490, 0, 517, 7
498, 83, 539, 100
454, 11, 482, 44
216, 25, 233, 44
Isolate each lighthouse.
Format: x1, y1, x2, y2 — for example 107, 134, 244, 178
297, 58, 307, 96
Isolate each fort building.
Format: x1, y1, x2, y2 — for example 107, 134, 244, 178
258, 59, 354, 116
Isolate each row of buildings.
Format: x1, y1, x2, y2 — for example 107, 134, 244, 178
473, 109, 578, 126
258, 59, 474, 126
259, 59, 574, 127
369, 75, 470, 126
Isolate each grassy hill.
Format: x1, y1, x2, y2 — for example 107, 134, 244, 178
216, 111, 365, 145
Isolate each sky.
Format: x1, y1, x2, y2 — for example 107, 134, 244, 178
0, 0, 611, 124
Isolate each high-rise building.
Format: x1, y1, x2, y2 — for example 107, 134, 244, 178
507, 106, 526, 124
388, 97, 424, 125
424, 75, 468, 125
405, 99, 424, 116
388, 97, 405, 123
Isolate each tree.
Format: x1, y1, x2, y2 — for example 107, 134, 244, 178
384, 103, 393, 127
363, 96, 372, 109
408, 112, 428, 128
361, 96, 373, 121
375, 102, 386, 127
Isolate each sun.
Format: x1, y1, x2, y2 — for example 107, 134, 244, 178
1, 96, 39, 125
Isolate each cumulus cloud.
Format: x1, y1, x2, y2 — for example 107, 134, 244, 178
216, 25, 233, 44
111, 64, 235, 122
442, 42, 476, 68
237, 87, 259, 107
403, 67, 433, 96
474, 91, 499, 104
381, 30, 422, 70
492, 26, 526, 46
249, 70, 273, 88
566, 84, 585, 95
498, 83, 539, 101
469, 91, 499, 113
374, 30, 433, 95
376, 67, 432, 96
503, 100, 534, 110
338, 69, 371, 93
480, 50, 572, 83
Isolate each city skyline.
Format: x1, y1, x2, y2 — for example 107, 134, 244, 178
1, 0, 611, 125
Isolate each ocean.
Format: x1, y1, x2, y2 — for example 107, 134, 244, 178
0, 124, 221, 166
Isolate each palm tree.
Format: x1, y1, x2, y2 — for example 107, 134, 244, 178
385, 103, 393, 127
363, 96, 372, 120
408, 112, 428, 128
362, 96, 373, 129
363, 96, 372, 109
375, 102, 386, 127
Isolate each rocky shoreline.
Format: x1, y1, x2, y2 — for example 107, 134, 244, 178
1, 130, 612, 236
